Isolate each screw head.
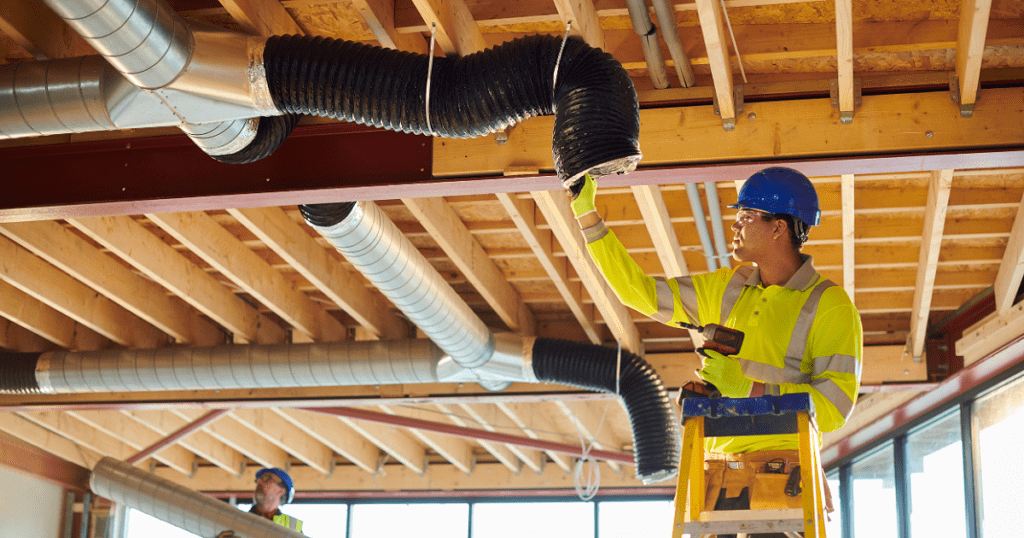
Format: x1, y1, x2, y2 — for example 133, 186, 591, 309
925, 130, 934, 137
748, 112, 756, 120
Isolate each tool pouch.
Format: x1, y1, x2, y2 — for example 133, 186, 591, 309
751, 470, 804, 510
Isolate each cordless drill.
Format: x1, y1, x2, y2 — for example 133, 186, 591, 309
678, 322, 745, 399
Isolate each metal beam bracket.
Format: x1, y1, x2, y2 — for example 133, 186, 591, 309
495, 127, 510, 145
712, 84, 744, 131
830, 78, 862, 124
948, 72, 976, 118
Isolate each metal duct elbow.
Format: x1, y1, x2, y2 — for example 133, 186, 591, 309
42, 0, 193, 90
91, 457, 304, 538
259, 34, 641, 185
530, 338, 680, 484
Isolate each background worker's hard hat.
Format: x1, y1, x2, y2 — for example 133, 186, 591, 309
256, 467, 295, 504
728, 167, 821, 227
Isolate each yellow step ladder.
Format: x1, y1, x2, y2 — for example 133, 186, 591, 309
671, 393, 828, 538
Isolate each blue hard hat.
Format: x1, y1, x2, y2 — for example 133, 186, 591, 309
256, 467, 294, 504
728, 167, 821, 227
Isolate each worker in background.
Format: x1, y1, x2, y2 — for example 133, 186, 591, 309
217, 467, 303, 536
569, 167, 862, 524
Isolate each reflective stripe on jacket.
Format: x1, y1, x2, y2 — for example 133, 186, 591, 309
272, 514, 303, 533
584, 223, 863, 453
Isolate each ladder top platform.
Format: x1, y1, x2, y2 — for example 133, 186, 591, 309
681, 394, 815, 419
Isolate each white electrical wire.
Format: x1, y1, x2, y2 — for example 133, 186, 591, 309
425, 22, 438, 136
719, 0, 748, 84
552, 20, 573, 98
572, 339, 623, 501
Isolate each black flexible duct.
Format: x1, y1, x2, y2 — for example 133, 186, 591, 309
0, 352, 42, 394
298, 201, 355, 227
210, 113, 301, 164
531, 338, 680, 483
251, 34, 640, 185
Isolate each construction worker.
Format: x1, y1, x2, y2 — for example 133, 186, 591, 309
217, 467, 303, 536
570, 167, 862, 525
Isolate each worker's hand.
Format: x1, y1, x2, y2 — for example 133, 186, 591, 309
569, 173, 597, 218
697, 348, 753, 397
216, 531, 235, 538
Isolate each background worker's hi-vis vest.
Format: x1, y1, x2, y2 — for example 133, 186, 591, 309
583, 224, 863, 453
272, 514, 303, 533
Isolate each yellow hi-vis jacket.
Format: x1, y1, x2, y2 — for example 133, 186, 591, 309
250, 506, 303, 534
583, 222, 863, 454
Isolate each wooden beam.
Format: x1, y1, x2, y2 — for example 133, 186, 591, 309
403, 197, 536, 334
146, 211, 346, 342
0, 429, 92, 492
0, 280, 109, 350
272, 408, 379, 474
834, 0, 854, 122
228, 207, 410, 340
351, 0, 428, 54
0, 221, 223, 346
334, 413, 428, 475
217, 0, 303, 36
0, 316, 58, 352
16, 411, 146, 465
496, 401, 573, 472
455, 402, 544, 473
0, 0, 93, 60
124, 410, 244, 475
0, 414, 100, 471
377, 405, 474, 475
229, 408, 334, 474
552, 400, 623, 473
955, 0, 994, 112
908, 169, 954, 361
551, 0, 604, 50
531, 190, 642, 353
694, 0, 735, 127
433, 88, 1024, 180
68, 215, 286, 345
173, 408, 289, 470
992, 191, 1024, 314
67, 410, 195, 476
0, 235, 166, 348
495, 192, 602, 344
841, 174, 856, 302
409, 0, 486, 56
438, 403, 523, 474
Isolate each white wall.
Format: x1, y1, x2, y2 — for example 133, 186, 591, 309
0, 465, 67, 538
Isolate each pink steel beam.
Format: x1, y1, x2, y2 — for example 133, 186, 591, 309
0, 434, 91, 491
126, 409, 230, 464
304, 406, 636, 466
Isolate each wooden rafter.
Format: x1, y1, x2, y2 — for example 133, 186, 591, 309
68, 410, 195, 476
0, 413, 101, 469
955, 0, 994, 113
992, 190, 1024, 313
173, 408, 290, 469
0, 0, 92, 60
123, 410, 245, 475
495, 192, 603, 344
351, 0, 428, 53
908, 169, 954, 360
496, 401, 573, 472
403, 196, 536, 335
0, 316, 56, 352
531, 189, 642, 353
694, 0, 735, 127
16, 411, 145, 466
409, 0, 486, 56
0, 280, 108, 350
455, 402, 545, 473
841, 174, 856, 302
378, 404, 475, 475
552, 400, 622, 473
273, 408, 379, 474
438, 403, 523, 474
217, 0, 303, 36
0, 234, 165, 348
834, 0, 854, 121
334, 413, 428, 475
229, 408, 334, 474
551, 0, 604, 50
0, 221, 223, 346
228, 207, 410, 340
68, 215, 287, 345
146, 211, 347, 343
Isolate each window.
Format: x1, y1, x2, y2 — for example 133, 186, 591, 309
850, 442, 897, 538
125, 509, 200, 538
973, 373, 1024, 538
905, 409, 966, 537
825, 470, 842, 538
597, 500, 673, 538
349, 503, 467, 538
472, 501, 594, 538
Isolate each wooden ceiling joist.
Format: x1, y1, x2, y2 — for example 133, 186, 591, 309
351, 0, 428, 53
841, 174, 856, 302
551, 0, 604, 50
377, 404, 475, 475
955, 0, 995, 115
694, 0, 736, 128
908, 169, 954, 361
123, 410, 245, 476
410, 0, 486, 56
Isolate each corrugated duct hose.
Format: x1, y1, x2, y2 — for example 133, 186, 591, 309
210, 114, 301, 164
233, 33, 641, 185
531, 338, 679, 483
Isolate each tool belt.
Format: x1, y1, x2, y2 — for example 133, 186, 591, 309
704, 450, 833, 513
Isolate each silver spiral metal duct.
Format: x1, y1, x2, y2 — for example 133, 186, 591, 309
306, 201, 496, 370
41, 0, 193, 90
33, 340, 443, 394
91, 457, 304, 538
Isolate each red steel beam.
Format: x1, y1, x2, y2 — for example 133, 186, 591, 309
822, 334, 1024, 468
126, 409, 230, 464
304, 406, 637, 466
0, 434, 91, 491
204, 487, 676, 499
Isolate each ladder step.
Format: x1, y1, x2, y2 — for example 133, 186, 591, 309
684, 509, 806, 534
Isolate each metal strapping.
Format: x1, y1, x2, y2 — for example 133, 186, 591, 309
782, 279, 836, 367
719, 266, 754, 325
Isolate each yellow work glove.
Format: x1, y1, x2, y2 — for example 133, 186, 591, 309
570, 173, 597, 218
697, 348, 754, 398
